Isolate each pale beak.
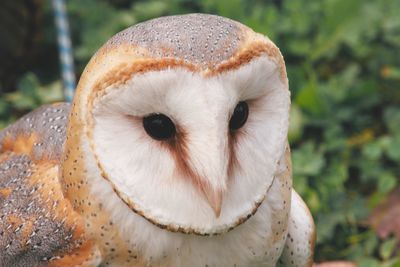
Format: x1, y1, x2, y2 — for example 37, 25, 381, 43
200, 183, 223, 218
184, 114, 229, 218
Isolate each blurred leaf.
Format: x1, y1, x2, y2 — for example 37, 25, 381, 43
381, 66, 400, 80
384, 107, 400, 134
347, 129, 374, 147
292, 142, 325, 176
288, 104, 304, 143
386, 135, 400, 162
36, 81, 64, 103
379, 237, 397, 260
362, 141, 383, 161
369, 188, 400, 241
296, 78, 325, 114
377, 172, 397, 195
357, 258, 380, 267
132, 1, 169, 20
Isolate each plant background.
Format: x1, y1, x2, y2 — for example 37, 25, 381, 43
0, 0, 399, 266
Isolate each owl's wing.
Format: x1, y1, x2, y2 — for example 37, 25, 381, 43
277, 189, 316, 267
0, 104, 101, 267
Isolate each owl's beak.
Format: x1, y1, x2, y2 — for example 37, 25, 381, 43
183, 115, 229, 219
201, 186, 223, 218
186, 145, 227, 218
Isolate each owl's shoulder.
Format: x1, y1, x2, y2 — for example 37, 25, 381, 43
0, 103, 71, 161
0, 104, 101, 266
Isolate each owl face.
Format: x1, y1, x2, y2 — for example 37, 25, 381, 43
75, 14, 290, 235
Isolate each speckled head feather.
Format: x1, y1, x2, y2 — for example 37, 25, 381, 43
104, 14, 245, 68
77, 14, 286, 103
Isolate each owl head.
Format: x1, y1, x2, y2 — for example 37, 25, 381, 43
65, 14, 290, 236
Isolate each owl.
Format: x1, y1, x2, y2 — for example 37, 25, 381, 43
0, 14, 315, 267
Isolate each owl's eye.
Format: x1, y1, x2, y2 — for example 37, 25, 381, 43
229, 101, 249, 130
143, 114, 176, 140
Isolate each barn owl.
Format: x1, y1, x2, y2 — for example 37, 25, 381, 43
0, 14, 315, 267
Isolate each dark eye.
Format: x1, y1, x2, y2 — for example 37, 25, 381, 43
143, 114, 176, 140
229, 101, 249, 130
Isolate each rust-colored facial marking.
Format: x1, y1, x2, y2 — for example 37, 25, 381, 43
131, 97, 254, 219
121, 115, 226, 218
161, 126, 224, 217
226, 101, 252, 179
227, 130, 239, 179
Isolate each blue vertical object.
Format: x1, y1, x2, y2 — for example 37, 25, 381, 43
52, 0, 76, 102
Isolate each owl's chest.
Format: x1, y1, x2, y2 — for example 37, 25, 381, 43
93, 197, 288, 267
118, 204, 286, 267
72, 164, 292, 267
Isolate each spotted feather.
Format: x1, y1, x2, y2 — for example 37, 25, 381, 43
0, 104, 101, 267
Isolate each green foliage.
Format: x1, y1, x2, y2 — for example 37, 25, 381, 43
0, 0, 399, 264
0, 72, 63, 129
